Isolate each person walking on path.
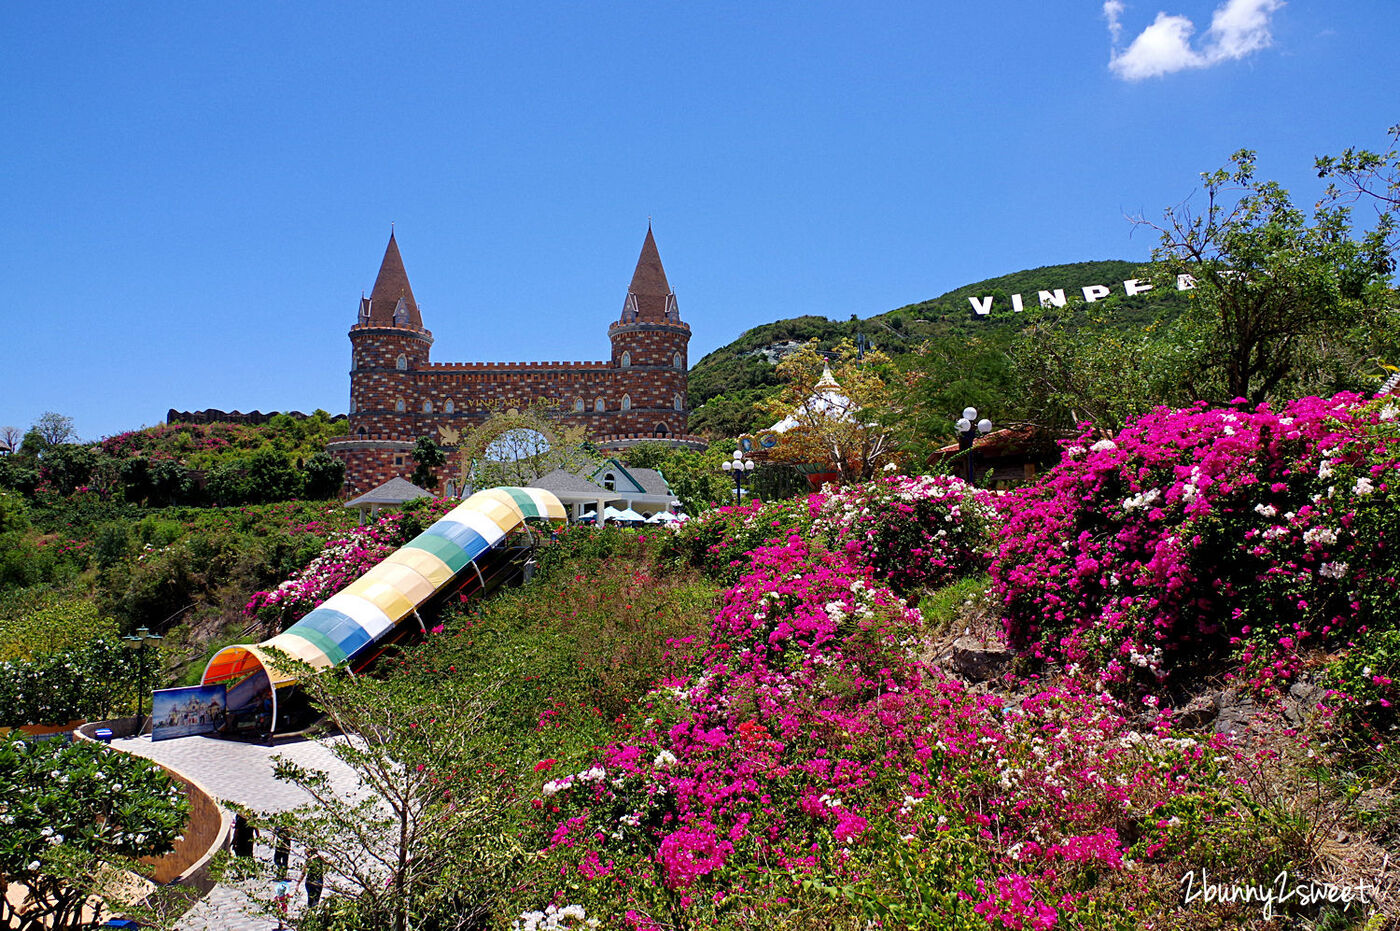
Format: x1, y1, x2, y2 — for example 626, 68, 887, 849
231, 813, 257, 859
272, 826, 291, 879
302, 847, 326, 909
272, 878, 292, 931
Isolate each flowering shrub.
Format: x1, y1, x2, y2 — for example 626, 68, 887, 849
0, 637, 141, 726
245, 501, 455, 630
524, 534, 1257, 926
807, 473, 993, 593
991, 394, 1400, 691
661, 473, 992, 594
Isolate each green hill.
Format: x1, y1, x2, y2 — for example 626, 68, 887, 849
686, 259, 1190, 437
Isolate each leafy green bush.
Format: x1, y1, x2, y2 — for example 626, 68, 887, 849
0, 636, 141, 726
0, 733, 189, 930
0, 599, 116, 661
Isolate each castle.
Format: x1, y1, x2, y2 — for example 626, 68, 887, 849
328, 227, 704, 494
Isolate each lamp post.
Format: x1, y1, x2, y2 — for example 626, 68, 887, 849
721, 449, 754, 503
122, 626, 163, 728
955, 406, 993, 485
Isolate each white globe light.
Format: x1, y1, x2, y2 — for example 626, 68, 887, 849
744, 460, 755, 471
978, 418, 992, 434
956, 418, 971, 433
722, 460, 732, 471
962, 407, 978, 422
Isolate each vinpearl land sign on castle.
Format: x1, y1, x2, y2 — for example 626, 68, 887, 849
969, 274, 1198, 317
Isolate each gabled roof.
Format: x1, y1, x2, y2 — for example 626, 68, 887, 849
622, 226, 678, 324
586, 459, 678, 502
366, 231, 422, 328
344, 476, 434, 507
529, 469, 618, 500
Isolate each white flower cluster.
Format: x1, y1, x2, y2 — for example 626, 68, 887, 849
1123, 488, 1161, 511
512, 904, 598, 931
1253, 503, 1278, 518
1090, 439, 1117, 452
1319, 561, 1349, 580
1353, 477, 1375, 495
1302, 526, 1338, 546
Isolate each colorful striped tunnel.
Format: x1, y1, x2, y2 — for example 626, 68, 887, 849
201, 487, 566, 730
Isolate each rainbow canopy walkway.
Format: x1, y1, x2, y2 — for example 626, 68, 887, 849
201, 487, 565, 731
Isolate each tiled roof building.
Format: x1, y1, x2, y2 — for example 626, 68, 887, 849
329, 227, 704, 494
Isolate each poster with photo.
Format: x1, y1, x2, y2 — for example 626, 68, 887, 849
151, 684, 227, 741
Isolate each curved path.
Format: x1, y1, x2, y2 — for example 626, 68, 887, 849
114, 734, 363, 930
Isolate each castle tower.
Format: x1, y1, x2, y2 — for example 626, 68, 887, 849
608, 226, 691, 435
333, 233, 434, 490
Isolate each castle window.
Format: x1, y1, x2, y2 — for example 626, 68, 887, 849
444, 400, 455, 414
357, 427, 366, 437
655, 423, 670, 437
595, 398, 605, 412
674, 351, 683, 368
422, 400, 433, 413
621, 395, 632, 411
620, 351, 631, 368
396, 354, 407, 370
394, 456, 404, 466
573, 398, 585, 412
603, 473, 616, 491
349, 398, 356, 414
673, 395, 683, 411
395, 399, 405, 412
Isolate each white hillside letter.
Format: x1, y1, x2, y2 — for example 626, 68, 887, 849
969, 295, 994, 316
1038, 289, 1066, 308
1177, 274, 1196, 290
1082, 284, 1111, 303
1011, 293, 1024, 312
1124, 278, 1153, 296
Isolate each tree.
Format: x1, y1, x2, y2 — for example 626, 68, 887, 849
1140, 149, 1395, 404
1316, 122, 1400, 255
410, 436, 447, 490
0, 733, 188, 931
758, 340, 901, 484
1008, 302, 1193, 435
257, 658, 523, 931
0, 426, 20, 455
303, 451, 347, 500
32, 412, 77, 447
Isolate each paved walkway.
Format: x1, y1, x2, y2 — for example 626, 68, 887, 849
113, 734, 364, 930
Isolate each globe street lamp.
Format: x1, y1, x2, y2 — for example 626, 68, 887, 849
955, 406, 993, 485
122, 626, 163, 729
721, 449, 755, 503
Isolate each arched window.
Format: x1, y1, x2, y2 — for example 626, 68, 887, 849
621, 394, 632, 411
595, 398, 605, 412
655, 423, 670, 437
349, 397, 356, 414
674, 351, 683, 368
620, 351, 631, 368
573, 398, 585, 412
357, 426, 367, 437
673, 395, 683, 411
444, 400, 455, 414
396, 354, 407, 370
395, 399, 405, 412
603, 473, 616, 491
422, 400, 433, 413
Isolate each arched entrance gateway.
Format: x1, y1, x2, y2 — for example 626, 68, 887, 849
201, 487, 566, 736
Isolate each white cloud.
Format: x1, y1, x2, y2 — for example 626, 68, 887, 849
1107, 0, 1284, 81
1103, 0, 1126, 44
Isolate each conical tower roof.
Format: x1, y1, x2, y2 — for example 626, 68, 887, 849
622, 226, 677, 323
367, 232, 422, 328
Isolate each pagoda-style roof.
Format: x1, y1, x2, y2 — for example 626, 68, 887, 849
344, 476, 435, 508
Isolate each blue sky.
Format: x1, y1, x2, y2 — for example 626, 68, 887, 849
3, 2, 1397, 440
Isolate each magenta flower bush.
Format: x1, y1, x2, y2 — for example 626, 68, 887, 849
991, 393, 1400, 692
529, 534, 1250, 925
662, 472, 992, 593
807, 472, 993, 593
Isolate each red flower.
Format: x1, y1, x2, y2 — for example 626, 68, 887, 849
534, 758, 557, 772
